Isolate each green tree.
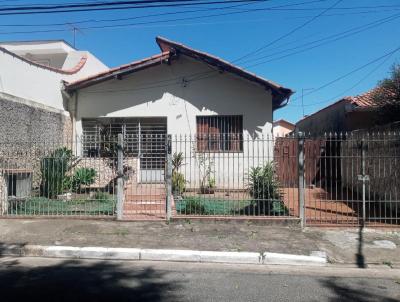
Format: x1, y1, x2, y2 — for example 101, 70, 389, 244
373, 64, 400, 125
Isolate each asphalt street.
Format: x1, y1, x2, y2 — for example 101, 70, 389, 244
0, 257, 399, 302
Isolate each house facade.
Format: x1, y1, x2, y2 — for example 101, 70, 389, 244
0, 37, 293, 215
64, 37, 293, 186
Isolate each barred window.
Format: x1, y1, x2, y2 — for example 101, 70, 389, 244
196, 115, 243, 152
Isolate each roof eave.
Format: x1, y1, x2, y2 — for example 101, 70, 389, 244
156, 36, 294, 107
65, 52, 173, 92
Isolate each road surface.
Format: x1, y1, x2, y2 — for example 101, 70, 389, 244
0, 257, 399, 301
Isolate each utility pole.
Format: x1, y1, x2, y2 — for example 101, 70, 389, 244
301, 88, 314, 118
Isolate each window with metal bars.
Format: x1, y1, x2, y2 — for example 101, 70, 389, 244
196, 115, 243, 152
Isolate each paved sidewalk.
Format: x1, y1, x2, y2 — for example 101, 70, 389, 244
0, 219, 399, 266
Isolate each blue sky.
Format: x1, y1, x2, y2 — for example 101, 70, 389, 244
1, 0, 399, 123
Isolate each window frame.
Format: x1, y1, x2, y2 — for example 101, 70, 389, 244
196, 115, 244, 153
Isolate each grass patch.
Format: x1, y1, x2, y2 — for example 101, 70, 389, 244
8, 197, 116, 216
176, 196, 289, 216
176, 196, 251, 215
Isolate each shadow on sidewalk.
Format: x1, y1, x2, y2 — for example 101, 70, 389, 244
320, 278, 398, 302
0, 257, 181, 302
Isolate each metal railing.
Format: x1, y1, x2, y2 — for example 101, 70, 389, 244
0, 132, 399, 226
170, 134, 294, 218
0, 137, 118, 218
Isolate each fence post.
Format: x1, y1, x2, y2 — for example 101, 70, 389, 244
166, 135, 172, 221
358, 138, 369, 225
298, 132, 305, 228
116, 133, 124, 220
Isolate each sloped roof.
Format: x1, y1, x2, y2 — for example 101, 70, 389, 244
65, 36, 293, 109
66, 52, 171, 90
155, 37, 293, 109
273, 119, 295, 128
0, 44, 87, 75
344, 87, 396, 108
296, 87, 397, 125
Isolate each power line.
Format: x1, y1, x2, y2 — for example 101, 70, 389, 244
232, 0, 343, 63
0, 0, 269, 16
0, 1, 333, 35
290, 52, 395, 109
0, 0, 246, 10
288, 45, 400, 105
0, 0, 269, 27
241, 13, 400, 67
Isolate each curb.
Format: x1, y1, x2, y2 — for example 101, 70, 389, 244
0, 244, 327, 266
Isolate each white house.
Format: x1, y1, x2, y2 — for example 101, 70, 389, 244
0, 36, 293, 217
64, 37, 293, 186
0, 40, 108, 141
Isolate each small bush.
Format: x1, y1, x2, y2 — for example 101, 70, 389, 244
172, 171, 186, 196
248, 162, 281, 201
248, 162, 283, 215
41, 147, 73, 198
172, 152, 186, 196
71, 168, 96, 192
177, 197, 208, 215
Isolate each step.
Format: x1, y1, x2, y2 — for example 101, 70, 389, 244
123, 203, 165, 212
125, 195, 166, 202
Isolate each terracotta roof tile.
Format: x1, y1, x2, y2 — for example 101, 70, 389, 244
65, 36, 294, 110
66, 51, 171, 89
346, 87, 396, 108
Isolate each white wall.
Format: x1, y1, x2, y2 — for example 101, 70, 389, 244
75, 56, 275, 188
0, 47, 108, 111
273, 124, 294, 137
76, 56, 273, 137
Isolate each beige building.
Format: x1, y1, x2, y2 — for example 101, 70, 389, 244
273, 119, 295, 137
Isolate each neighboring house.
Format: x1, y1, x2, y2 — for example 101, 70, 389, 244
64, 36, 293, 185
273, 119, 295, 137
295, 88, 389, 135
0, 40, 108, 142
0, 40, 108, 204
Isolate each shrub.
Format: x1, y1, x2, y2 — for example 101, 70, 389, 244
40, 147, 73, 198
172, 152, 186, 196
70, 168, 96, 192
177, 197, 208, 215
172, 171, 186, 196
248, 162, 282, 214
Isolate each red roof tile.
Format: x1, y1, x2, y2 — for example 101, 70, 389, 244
65, 36, 293, 109
345, 87, 396, 108
66, 51, 171, 89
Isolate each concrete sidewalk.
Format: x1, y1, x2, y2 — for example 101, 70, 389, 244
0, 219, 399, 267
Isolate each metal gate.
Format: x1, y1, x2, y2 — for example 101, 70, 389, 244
274, 133, 400, 227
